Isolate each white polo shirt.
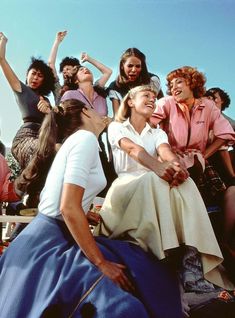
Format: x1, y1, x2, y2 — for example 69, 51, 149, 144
108, 119, 169, 176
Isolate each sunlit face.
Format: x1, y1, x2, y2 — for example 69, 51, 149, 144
122, 56, 142, 82
169, 77, 194, 102
76, 66, 93, 83
130, 90, 156, 118
27, 69, 44, 90
62, 65, 75, 79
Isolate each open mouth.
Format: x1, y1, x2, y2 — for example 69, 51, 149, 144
128, 74, 137, 80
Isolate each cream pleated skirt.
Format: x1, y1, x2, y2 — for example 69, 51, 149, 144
95, 172, 234, 290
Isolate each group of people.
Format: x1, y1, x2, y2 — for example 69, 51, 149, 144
0, 30, 235, 318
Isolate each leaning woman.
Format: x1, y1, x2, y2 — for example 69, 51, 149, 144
0, 99, 182, 318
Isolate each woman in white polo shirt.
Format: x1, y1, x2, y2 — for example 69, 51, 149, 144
96, 85, 234, 293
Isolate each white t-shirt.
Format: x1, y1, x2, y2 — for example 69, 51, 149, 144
108, 119, 169, 176
39, 130, 106, 219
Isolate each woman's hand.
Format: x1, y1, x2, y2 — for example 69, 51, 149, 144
86, 210, 101, 226
55, 31, 67, 43
80, 52, 90, 63
154, 161, 189, 186
0, 32, 7, 61
98, 260, 135, 292
37, 97, 51, 114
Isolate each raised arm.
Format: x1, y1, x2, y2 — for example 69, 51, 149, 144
60, 183, 133, 292
48, 31, 67, 78
80, 52, 112, 87
0, 32, 21, 92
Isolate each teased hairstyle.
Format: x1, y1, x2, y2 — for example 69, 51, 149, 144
166, 66, 206, 98
205, 87, 231, 111
27, 57, 55, 96
59, 57, 81, 73
15, 99, 86, 203
116, 85, 157, 123
116, 48, 151, 87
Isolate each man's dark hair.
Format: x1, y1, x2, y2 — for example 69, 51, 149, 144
59, 57, 81, 73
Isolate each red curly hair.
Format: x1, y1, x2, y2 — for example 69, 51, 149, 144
166, 66, 206, 98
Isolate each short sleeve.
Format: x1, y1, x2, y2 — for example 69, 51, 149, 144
64, 132, 98, 188
154, 128, 169, 149
108, 122, 132, 148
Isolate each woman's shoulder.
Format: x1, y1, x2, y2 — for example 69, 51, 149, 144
70, 130, 97, 143
107, 80, 118, 90
157, 95, 174, 105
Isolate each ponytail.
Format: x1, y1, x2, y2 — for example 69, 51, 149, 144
15, 99, 86, 205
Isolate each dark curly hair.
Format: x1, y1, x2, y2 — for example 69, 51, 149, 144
59, 57, 81, 73
166, 66, 206, 98
27, 57, 55, 96
205, 87, 231, 111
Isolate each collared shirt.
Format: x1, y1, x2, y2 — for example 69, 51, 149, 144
151, 96, 235, 153
61, 88, 108, 116
108, 119, 169, 176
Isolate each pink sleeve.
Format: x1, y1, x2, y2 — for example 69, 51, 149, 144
151, 97, 169, 126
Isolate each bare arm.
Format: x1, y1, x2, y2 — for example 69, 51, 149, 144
112, 99, 120, 118
60, 183, 134, 291
0, 32, 21, 92
119, 137, 188, 184
80, 52, 112, 87
48, 31, 67, 78
204, 137, 226, 159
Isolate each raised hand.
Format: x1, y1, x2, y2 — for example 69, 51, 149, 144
80, 52, 90, 63
0, 32, 8, 61
55, 31, 67, 43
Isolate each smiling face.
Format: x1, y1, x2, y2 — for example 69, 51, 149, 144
129, 90, 156, 118
169, 77, 194, 103
122, 56, 142, 82
26, 68, 44, 90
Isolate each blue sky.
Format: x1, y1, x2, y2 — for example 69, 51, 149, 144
1, 0, 235, 146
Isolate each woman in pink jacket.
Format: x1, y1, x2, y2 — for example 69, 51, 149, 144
151, 66, 235, 282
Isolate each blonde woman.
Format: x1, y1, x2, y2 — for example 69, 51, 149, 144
96, 85, 234, 293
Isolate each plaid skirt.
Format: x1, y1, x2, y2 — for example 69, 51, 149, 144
11, 124, 40, 170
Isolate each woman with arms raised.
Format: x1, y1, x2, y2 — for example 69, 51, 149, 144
0, 32, 55, 170
61, 52, 116, 196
